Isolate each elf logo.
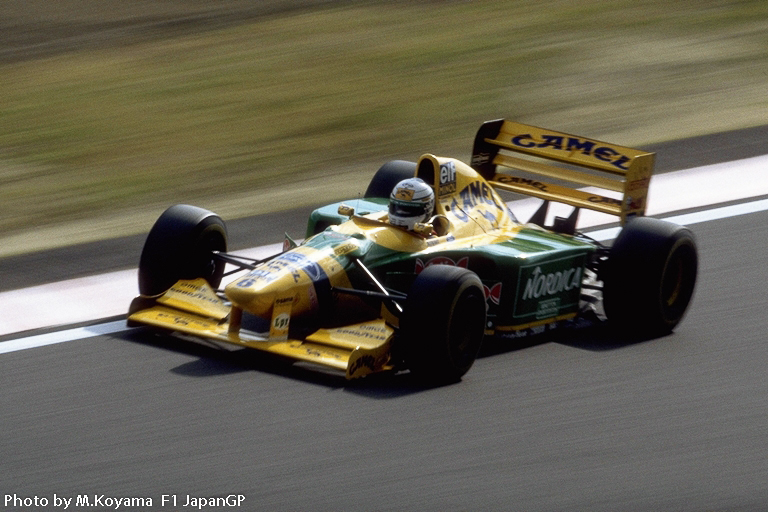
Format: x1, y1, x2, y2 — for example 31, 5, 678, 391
439, 161, 457, 195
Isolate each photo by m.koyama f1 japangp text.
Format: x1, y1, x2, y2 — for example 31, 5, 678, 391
128, 119, 698, 384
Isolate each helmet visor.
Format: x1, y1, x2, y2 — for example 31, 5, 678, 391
389, 200, 429, 219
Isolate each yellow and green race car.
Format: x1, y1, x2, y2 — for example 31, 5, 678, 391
128, 120, 698, 383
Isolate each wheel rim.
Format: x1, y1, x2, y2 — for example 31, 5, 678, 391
659, 240, 696, 322
448, 288, 485, 370
662, 251, 684, 307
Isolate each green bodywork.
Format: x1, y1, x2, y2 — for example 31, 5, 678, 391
304, 199, 597, 336
306, 198, 388, 238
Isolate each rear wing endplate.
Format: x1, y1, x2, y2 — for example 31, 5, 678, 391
471, 120, 654, 225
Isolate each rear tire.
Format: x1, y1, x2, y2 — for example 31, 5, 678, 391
602, 217, 697, 337
364, 160, 417, 199
138, 204, 228, 296
401, 266, 487, 384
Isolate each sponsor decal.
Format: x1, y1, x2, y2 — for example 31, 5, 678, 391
272, 313, 290, 330
494, 175, 548, 192
627, 177, 650, 192
333, 241, 358, 257
471, 152, 491, 167
318, 230, 350, 241
334, 323, 390, 342
167, 280, 222, 306
498, 322, 555, 340
269, 295, 293, 340
508, 133, 632, 171
459, 181, 504, 211
439, 161, 457, 195
236, 270, 272, 286
522, 265, 581, 301
535, 297, 561, 318
415, 256, 469, 274
448, 180, 506, 224
426, 235, 446, 247
155, 311, 214, 329
394, 186, 415, 201
587, 195, 622, 207
514, 255, 586, 320
237, 250, 326, 286
278, 252, 323, 280
483, 282, 502, 305
627, 195, 645, 211
415, 257, 501, 307
291, 341, 345, 361
478, 209, 499, 226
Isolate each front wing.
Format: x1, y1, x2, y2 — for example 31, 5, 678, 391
128, 279, 394, 379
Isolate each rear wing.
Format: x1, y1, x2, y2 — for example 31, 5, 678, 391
471, 120, 654, 225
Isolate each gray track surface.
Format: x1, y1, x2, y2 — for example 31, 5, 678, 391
2, 131, 768, 510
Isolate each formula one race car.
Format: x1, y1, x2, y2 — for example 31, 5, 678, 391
128, 120, 697, 383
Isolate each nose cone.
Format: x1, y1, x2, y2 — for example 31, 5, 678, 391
225, 246, 348, 319
226, 270, 299, 318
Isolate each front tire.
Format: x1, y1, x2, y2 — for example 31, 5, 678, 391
138, 204, 228, 296
400, 266, 487, 384
602, 217, 697, 337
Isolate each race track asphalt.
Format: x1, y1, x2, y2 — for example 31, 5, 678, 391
1, 126, 768, 511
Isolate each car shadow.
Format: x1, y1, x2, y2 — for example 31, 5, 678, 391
121, 327, 460, 397
555, 323, 670, 351
122, 327, 351, 387
478, 315, 665, 357
119, 317, 667, 399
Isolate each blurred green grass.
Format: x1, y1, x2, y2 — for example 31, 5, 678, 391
1, 1, 767, 254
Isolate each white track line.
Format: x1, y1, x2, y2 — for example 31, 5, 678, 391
2, 154, 768, 340
0, 244, 282, 336
588, 197, 768, 241
0, 320, 129, 355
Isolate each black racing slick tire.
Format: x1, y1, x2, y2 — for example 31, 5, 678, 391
401, 265, 487, 384
602, 217, 698, 338
138, 204, 228, 296
364, 160, 417, 199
